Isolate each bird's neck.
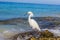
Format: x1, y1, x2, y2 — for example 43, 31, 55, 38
28, 15, 32, 21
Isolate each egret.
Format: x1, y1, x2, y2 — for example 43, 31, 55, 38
27, 11, 41, 31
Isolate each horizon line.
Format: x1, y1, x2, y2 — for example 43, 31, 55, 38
0, 1, 60, 6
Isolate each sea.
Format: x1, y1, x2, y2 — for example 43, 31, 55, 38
0, 2, 60, 40
0, 2, 60, 20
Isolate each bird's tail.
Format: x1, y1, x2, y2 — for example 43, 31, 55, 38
38, 28, 41, 31
35, 26, 41, 31
32, 27, 41, 31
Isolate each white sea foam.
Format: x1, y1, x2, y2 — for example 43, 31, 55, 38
0, 28, 26, 40
0, 27, 60, 40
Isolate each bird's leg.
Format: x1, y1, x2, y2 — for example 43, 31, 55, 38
31, 29, 40, 38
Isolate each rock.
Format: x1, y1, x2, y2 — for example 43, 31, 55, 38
40, 30, 54, 37
30, 36, 38, 40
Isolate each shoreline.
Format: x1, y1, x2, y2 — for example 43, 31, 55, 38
0, 17, 59, 25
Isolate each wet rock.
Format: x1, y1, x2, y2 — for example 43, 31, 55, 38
40, 30, 54, 37
2, 30, 54, 40
30, 36, 38, 40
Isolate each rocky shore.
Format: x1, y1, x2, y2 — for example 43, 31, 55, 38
0, 17, 60, 40
11, 30, 56, 40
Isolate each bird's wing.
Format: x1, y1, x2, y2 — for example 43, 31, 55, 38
30, 19, 39, 27
29, 19, 41, 31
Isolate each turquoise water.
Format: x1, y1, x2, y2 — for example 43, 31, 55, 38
0, 2, 60, 20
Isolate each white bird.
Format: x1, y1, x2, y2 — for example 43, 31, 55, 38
27, 11, 41, 31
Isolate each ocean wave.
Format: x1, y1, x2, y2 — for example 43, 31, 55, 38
42, 28, 60, 37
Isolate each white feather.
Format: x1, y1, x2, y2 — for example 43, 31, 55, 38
29, 19, 41, 31
28, 11, 41, 31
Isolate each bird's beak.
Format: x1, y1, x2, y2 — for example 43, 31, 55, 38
24, 13, 27, 16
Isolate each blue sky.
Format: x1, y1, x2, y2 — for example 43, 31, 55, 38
0, 0, 60, 5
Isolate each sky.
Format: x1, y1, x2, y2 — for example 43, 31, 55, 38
0, 0, 60, 5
